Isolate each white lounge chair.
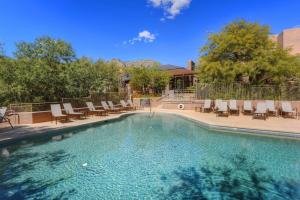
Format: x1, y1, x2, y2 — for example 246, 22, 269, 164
214, 99, 222, 112
127, 99, 137, 110
229, 100, 239, 115
50, 104, 68, 124
86, 102, 107, 116
0, 107, 13, 128
281, 101, 297, 118
120, 100, 133, 110
202, 99, 212, 112
108, 101, 122, 112
216, 101, 229, 117
101, 101, 120, 113
253, 102, 267, 120
63, 103, 85, 118
266, 100, 277, 116
243, 100, 253, 114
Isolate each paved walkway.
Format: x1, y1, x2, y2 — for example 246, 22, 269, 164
1, 109, 300, 143
156, 109, 300, 133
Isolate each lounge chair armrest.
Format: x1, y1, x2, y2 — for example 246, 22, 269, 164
6, 109, 17, 115
73, 108, 80, 111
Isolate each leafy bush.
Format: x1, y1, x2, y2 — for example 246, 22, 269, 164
125, 65, 170, 95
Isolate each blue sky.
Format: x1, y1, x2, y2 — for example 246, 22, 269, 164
0, 0, 300, 66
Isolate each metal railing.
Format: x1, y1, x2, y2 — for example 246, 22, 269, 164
8, 92, 129, 112
163, 89, 196, 102
195, 82, 300, 100
9, 102, 59, 112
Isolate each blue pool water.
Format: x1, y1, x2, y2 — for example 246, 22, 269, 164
1, 113, 300, 199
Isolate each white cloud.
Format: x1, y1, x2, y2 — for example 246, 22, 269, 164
138, 30, 156, 41
149, 0, 191, 20
124, 30, 156, 45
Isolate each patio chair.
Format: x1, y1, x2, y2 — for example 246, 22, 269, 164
63, 103, 85, 119
101, 101, 120, 113
216, 101, 229, 117
242, 100, 253, 115
229, 100, 239, 115
253, 102, 267, 120
214, 99, 222, 112
0, 107, 13, 128
108, 101, 123, 112
120, 100, 133, 110
265, 100, 277, 116
280, 101, 297, 118
86, 102, 107, 116
127, 99, 137, 110
50, 104, 68, 124
202, 99, 212, 112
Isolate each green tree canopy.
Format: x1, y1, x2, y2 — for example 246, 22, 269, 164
126, 65, 170, 95
10, 37, 76, 102
197, 20, 300, 85
0, 37, 122, 105
15, 36, 75, 65
92, 60, 122, 92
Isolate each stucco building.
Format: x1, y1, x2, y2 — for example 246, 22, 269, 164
270, 27, 300, 55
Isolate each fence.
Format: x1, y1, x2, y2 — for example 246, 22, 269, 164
90, 92, 128, 106
8, 92, 128, 112
9, 102, 59, 112
62, 92, 128, 107
163, 89, 196, 101
196, 82, 300, 100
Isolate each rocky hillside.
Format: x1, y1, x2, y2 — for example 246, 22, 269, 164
109, 58, 159, 68
109, 58, 183, 69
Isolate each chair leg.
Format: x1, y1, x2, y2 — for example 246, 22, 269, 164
8, 118, 13, 128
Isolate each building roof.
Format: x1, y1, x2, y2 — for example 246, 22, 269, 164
167, 68, 196, 76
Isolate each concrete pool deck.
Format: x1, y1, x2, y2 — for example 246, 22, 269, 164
0, 108, 300, 143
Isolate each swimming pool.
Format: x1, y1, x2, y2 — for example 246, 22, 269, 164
1, 113, 300, 199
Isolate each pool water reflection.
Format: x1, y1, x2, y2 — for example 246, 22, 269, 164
1, 113, 300, 199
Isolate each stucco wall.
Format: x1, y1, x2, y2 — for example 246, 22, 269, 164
271, 28, 300, 56
282, 28, 300, 55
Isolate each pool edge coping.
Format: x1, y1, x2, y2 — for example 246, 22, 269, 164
165, 112, 300, 140
1, 110, 300, 146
